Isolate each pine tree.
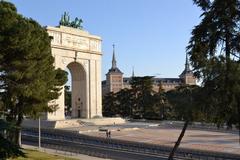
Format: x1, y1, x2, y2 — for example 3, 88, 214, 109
116, 88, 134, 118
0, 119, 24, 159
187, 0, 240, 136
183, 3, 240, 157
130, 76, 154, 118
102, 92, 117, 117
0, 1, 67, 146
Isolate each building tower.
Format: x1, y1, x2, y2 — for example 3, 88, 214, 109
105, 44, 123, 93
179, 53, 196, 85
132, 66, 135, 77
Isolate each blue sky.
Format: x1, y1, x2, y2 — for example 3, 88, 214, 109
10, 0, 201, 80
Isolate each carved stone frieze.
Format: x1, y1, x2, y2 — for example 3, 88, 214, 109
48, 29, 101, 53
62, 33, 89, 50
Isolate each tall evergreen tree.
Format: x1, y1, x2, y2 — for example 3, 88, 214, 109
152, 82, 168, 120
102, 92, 118, 117
0, 119, 24, 159
0, 1, 67, 146
130, 76, 154, 118
187, 0, 240, 139
116, 88, 134, 118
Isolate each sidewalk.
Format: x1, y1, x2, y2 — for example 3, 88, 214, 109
22, 144, 111, 160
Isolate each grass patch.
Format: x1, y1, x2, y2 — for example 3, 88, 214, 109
9, 149, 78, 160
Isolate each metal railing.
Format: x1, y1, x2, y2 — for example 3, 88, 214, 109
22, 127, 240, 160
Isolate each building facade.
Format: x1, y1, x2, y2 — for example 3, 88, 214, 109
102, 45, 124, 94
102, 47, 196, 95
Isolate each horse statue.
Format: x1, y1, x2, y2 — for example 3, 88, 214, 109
59, 12, 83, 29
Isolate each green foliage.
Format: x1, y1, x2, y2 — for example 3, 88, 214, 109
130, 76, 154, 118
166, 85, 203, 121
103, 76, 170, 120
169, 1, 240, 158
188, 0, 240, 128
193, 0, 210, 11
167, 85, 205, 160
102, 92, 117, 117
0, 119, 24, 159
188, 0, 240, 79
64, 85, 71, 115
115, 88, 134, 118
0, 1, 67, 147
150, 83, 170, 120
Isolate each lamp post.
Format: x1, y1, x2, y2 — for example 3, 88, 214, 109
1, 110, 7, 139
38, 116, 41, 149
161, 99, 165, 120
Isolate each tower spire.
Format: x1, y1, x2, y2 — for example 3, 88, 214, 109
112, 44, 117, 69
132, 66, 135, 77
185, 53, 190, 72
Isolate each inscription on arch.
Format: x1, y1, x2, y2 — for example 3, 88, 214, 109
48, 28, 101, 53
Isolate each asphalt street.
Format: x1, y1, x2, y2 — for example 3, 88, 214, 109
22, 128, 240, 160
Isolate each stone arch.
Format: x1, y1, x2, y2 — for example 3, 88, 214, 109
46, 25, 103, 120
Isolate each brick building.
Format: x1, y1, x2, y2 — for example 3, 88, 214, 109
102, 46, 196, 95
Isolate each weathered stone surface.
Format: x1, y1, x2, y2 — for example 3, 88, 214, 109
46, 26, 102, 120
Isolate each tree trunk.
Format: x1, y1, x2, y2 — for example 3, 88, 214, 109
168, 120, 189, 160
10, 112, 23, 146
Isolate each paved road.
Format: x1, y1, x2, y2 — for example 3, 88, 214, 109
22, 135, 168, 160
22, 128, 240, 160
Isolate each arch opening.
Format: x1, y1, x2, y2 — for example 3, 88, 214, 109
65, 62, 87, 118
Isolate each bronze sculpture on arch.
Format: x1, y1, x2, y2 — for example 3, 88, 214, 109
59, 12, 83, 29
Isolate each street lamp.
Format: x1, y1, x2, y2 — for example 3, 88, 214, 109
38, 115, 41, 149
161, 99, 165, 120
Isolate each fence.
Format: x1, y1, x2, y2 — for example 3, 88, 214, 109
22, 127, 240, 160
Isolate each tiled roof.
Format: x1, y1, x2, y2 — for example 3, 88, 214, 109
179, 69, 193, 77
107, 67, 123, 74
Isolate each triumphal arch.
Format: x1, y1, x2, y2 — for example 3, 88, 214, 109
46, 26, 102, 120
